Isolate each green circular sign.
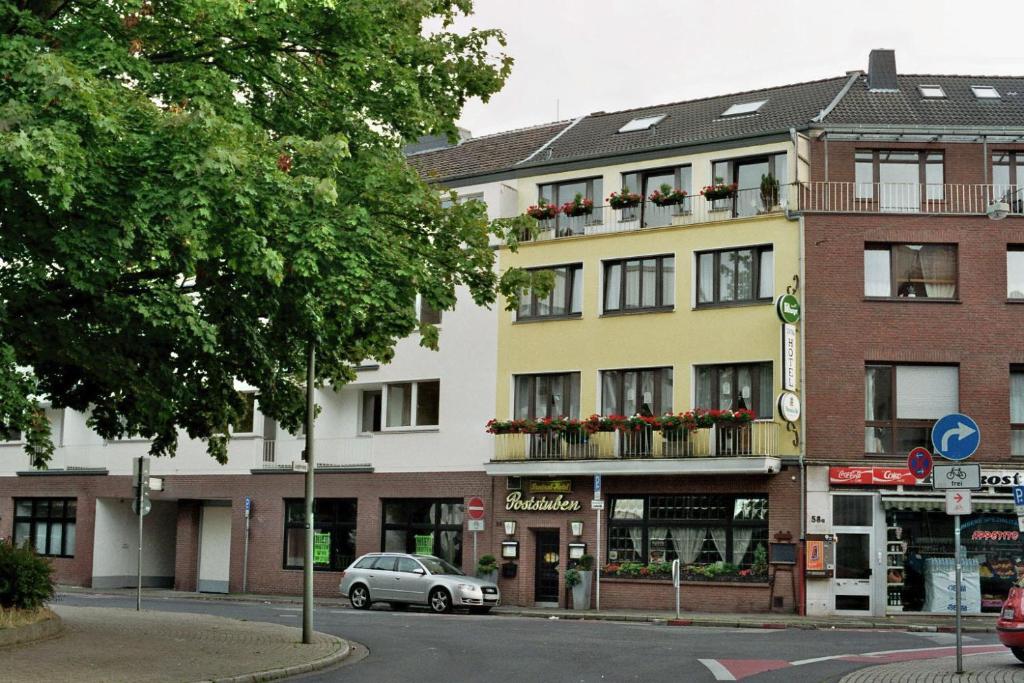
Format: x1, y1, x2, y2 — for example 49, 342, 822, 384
776, 294, 801, 324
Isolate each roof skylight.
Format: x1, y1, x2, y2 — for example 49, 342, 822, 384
721, 100, 767, 117
617, 115, 666, 133
918, 85, 946, 99
972, 85, 1001, 99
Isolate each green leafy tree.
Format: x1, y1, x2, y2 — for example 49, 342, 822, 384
0, 0, 541, 466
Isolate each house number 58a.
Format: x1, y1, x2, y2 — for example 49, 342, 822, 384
810, 515, 826, 524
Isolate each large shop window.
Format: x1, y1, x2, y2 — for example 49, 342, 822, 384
513, 373, 581, 419
283, 499, 357, 571
855, 150, 944, 209
695, 362, 772, 417
696, 245, 774, 306
603, 255, 675, 313
865, 364, 958, 454
1012, 367, 1024, 456
517, 264, 583, 320
14, 498, 77, 558
607, 495, 768, 568
601, 367, 673, 417
382, 499, 464, 567
864, 243, 957, 299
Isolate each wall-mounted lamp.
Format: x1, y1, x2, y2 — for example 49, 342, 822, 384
569, 520, 584, 537
503, 520, 517, 536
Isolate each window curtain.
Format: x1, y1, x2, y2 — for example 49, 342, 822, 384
627, 526, 643, 560
919, 245, 956, 298
649, 527, 669, 562
757, 364, 772, 418
892, 245, 918, 296
698, 253, 714, 303
708, 527, 728, 563
670, 527, 708, 564
732, 528, 754, 567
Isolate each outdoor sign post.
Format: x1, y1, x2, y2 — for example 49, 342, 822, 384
1014, 486, 1024, 532
593, 474, 602, 611
466, 496, 485, 566
931, 413, 982, 676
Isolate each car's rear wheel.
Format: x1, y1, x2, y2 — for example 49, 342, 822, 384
469, 606, 492, 615
429, 588, 453, 614
1012, 647, 1024, 663
349, 584, 371, 610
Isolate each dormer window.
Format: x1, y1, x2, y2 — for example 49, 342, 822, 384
617, 115, 666, 133
918, 85, 946, 99
720, 100, 767, 118
972, 85, 1001, 99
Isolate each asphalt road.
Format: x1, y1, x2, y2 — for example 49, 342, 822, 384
56, 593, 1015, 682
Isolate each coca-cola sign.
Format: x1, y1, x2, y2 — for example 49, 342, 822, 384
830, 466, 917, 486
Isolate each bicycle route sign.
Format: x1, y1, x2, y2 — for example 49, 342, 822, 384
931, 413, 980, 462
932, 463, 981, 490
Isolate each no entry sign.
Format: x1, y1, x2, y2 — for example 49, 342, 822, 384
467, 496, 485, 520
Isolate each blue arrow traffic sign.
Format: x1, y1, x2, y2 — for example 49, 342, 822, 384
931, 413, 981, 462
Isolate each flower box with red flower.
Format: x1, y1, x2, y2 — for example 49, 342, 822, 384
700, 179, 738, 201
647, 183, 689, 207
526, 200, 558, 220
608, 189, 643, 210
560, 193, 594, 218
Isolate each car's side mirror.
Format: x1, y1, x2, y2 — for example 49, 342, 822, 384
413, 568, 426, 575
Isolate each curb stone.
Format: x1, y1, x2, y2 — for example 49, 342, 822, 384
0, 611, 64, 648
204, 636, 351, 683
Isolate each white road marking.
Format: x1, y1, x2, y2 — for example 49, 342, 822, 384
790, 654, 851, 666
698, 658, 736, 681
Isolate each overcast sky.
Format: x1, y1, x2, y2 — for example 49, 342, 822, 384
446, 0, 1024, 137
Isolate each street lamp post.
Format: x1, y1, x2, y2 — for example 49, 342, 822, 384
302, 340, 315, 645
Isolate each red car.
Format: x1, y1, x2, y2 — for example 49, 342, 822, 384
997, 584, 1024, 662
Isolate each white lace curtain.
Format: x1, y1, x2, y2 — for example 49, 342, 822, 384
919, 245, 956, 298
667, 527, 707, 564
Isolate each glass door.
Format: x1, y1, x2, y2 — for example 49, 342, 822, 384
832, 494, 880, 615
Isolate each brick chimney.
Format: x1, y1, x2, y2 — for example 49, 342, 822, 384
867, 49, 898, 91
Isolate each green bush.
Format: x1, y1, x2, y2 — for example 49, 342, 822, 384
564, 568, 582, 588
477, 554, 498, 575
576, 554, 594, 571
0, 540, 55, 610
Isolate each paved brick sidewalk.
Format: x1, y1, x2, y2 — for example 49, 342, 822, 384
0, 605, 348, 683
839, 651, 1024, 682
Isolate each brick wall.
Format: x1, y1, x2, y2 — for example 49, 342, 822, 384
804, 139, 1024, 465
598, 578, 771, 612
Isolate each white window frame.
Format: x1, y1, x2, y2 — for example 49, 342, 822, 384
381, 379, 440, 431
721, 100, 767, 118
917, 84, 946, 98
618, 115, 666, 133
972, 85, 1001, 99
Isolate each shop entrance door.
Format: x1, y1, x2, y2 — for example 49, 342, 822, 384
534, 530, 560, 605
832, 494, 881, 615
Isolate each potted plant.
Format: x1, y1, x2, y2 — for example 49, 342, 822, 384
608, 188, 642, 210
526, 198, 558, 220
560, 192, 594, 218
648, 183, 688, 207
570, 554, 595, 609
760, 173, 780, 211
477, 554, 499, 584
700, 177, 738, 201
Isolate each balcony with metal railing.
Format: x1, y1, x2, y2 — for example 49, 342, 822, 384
520, 186, 795, 242
485, 420, 782, 477
799, 182, 1024, 216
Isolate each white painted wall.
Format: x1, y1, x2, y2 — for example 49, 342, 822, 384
198, 505, 232, 592
92, 498, 176, 587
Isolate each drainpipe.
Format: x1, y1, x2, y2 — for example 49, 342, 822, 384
798, 212, 808, 616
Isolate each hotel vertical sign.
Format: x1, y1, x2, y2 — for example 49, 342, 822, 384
782, 323, 797, 391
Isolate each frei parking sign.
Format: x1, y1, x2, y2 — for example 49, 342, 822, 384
931, 413, 980, 462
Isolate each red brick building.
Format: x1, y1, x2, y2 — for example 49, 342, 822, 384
801, 49, 1024, 616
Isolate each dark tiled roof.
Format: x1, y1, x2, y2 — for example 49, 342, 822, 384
519, 77, 850, 166
406, 121, 570, 183
823, 74, 1024, 128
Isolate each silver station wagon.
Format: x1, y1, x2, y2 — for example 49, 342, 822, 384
339, 553, 500, 614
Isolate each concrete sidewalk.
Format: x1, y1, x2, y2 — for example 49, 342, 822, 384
839, 650, 1023, 682
3, 604, 349, 683
57, 584, 999, 633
